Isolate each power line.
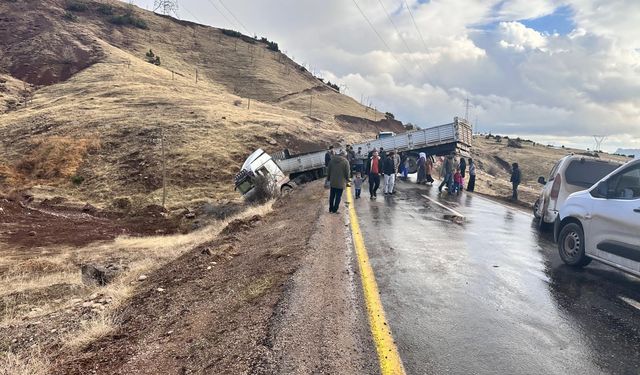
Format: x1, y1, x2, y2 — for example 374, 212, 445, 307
378, 0, 413, 54
205, 0, 236, 29
181, 4, 203, 23
218, 0, 251, 35
403, 0, 429, 53
351, 0, 411, 77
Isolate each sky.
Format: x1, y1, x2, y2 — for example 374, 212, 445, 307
127, 0, 640, 153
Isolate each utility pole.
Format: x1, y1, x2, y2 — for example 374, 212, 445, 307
195, 68, 198, 83
309, 93, 313, 117
161, 127, 167, 209
153, 0, 178, 17
248, 97, 251, 110
465, 97, 470, 121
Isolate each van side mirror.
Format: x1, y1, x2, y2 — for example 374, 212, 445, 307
538, 176, 546, 185
596, 181, 608, 198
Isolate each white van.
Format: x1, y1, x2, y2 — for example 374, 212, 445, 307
555, 158, 640, 277
534, 156, 621, 226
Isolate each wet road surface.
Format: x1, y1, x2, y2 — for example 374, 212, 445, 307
352, 178, 640, 375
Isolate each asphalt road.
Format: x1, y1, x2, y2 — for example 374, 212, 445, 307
352, 178, 640, 375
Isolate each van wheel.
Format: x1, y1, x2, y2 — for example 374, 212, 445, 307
533, 198, 541, 220
558, 222, 592, 267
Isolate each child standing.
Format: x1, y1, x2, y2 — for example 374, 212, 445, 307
453, 169, 464, 195
353, 172, 366, 199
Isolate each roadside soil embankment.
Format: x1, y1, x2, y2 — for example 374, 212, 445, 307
52, 181, 376, 374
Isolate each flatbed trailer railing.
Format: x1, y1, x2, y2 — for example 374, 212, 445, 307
275, 117, 472, 175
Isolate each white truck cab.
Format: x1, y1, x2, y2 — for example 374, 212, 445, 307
234, 149, 290, 197
555, 158, 640, 278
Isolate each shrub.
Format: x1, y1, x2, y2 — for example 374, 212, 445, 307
266, 41, 279, 52
507, 139, 522, 148
97, 4, 114, 15
145, 49, 160, 65
109, 13, 147, 29
65, 1, 88, 12
385, 112, 395, 120
326, 81, 340, 91
63, 11, 78, 21
245, 175, 277, 204
222, 29, 242, 38
71, 175, 85, 185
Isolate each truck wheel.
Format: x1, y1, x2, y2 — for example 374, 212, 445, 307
406, 155, 418, 174
558, 222, 592, 267
281, 184, 294, 195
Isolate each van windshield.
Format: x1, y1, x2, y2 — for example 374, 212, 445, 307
565, 160, 620, 188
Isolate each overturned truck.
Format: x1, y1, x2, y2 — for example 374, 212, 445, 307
234, 117, 473, 198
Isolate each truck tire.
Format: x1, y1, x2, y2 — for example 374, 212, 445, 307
281, 183, 295, 195
406, 154, 418, 174
558, 222, 592, 267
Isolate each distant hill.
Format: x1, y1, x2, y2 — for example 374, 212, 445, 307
615, 148, 639, 157
0, 0, 402, 206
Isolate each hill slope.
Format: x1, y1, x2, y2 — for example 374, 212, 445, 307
0, 0, 401, 206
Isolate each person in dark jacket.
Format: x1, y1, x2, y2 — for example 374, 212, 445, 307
438, 154, 454, 194
510, 162, 521, 201
368, 150, 382, 199
467, 158, 476, 192
382, 151, 396, 195
459, 157, 467, 179
326, 151, 351, 213
324, 146, 334, 167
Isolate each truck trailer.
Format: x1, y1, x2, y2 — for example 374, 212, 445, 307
234, 117, 473, 198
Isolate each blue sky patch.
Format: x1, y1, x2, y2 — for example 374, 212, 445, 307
521, 5, 575, 35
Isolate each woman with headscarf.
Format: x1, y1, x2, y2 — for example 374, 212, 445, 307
426, 154, 434, 184
417, 152, 427, 184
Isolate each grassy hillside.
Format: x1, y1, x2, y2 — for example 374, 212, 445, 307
0, 0, 399, 207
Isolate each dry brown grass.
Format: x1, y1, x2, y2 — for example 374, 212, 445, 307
62, 314, 113, 351
0, 0, 385, 206
0, 345, 49, 375
16, 136, 100, 180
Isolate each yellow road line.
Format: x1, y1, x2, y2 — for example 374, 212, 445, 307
345, 187, 406, 375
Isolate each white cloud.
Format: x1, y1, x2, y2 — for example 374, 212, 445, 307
129, 0, 640, 151
497, 22, 548, 51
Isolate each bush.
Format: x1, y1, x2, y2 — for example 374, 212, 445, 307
109, 13, 147, 29
266, 41, 279, 52
222, 29, 243, 38
65, 1, 88, 12
246, 175, 277, 204
145, 49, 160, 65
326, 81, 340, 91
385, 112, 395, 120
97, 4, 114, 15
507, 139, 522, 148
63, 11, 78, 21
71, 175, 85, 185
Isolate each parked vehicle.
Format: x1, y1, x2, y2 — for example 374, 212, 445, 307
534, 155, 621, 227
377, 131, 396, 139
554, 158, 640, 277
234, 117, 472, 198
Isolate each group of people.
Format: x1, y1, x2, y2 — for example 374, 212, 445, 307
325, 144, 521, 214
436, 153, 477, 195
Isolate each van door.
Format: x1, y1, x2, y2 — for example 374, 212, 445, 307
589, 163, 640, 274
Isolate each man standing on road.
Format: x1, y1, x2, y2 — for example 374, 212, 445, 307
324, 145, 334, 167
439, 154, 454, 194
392, 150, 401, 182
326, 151, 350, 213
355, 146, 365, 174
368, 150, 381, 199
467, 158, 476, 192
383, 150, 396, 195
510, 162, 521, 201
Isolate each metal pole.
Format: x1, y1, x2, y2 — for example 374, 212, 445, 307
161, 128, 167, 208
